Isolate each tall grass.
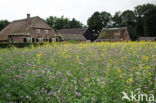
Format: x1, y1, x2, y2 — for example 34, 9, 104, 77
0, 42, 155, 103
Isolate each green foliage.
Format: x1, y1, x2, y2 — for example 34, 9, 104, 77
144, 8, 156, 37
0, 43, 44, 48
113, 11, 122, 27
46, 16, 83, 30
134, 4, 156, 18
55, 16, 70, 29
120, 10, 136, 26
69, 18, 84, 29
120, 10, 137, 40
0, 20, 9, 31
87, 11, 112, 38
112, 3, 156, 40
46, 16, 57, 29
134, 3, 156, 37
68, 40, 78, 43
0, 42, 155, 102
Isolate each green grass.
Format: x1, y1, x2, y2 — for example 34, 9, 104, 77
0, 42, 155, 103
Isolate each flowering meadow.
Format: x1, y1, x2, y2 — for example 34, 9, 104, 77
0, 42, 155, 103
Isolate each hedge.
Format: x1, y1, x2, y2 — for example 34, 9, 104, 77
0, 43, 44, 48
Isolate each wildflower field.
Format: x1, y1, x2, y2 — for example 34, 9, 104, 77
0, 42, 155, 103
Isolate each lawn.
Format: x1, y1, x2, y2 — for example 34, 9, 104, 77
0, 42, 155, 103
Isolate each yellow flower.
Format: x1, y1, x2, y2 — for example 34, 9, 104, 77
76, 55, 79, 62
106, 68, 110, 71
152, 55, 156, 60
146, 66, 151, 70
142, 56, 149, 61
127, 78, 133, 83
37, 53, 41, 58
120, 74, 123, 78
85, 78, 89, 82
117, 69, 122, 73
31, 45, 34, 50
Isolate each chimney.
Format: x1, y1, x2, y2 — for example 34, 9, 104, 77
27, 14, 31, 24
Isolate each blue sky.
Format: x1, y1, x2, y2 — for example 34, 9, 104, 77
0, 0, 155, 25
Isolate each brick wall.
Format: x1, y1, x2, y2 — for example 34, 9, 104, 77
29, 28, 54, 39
10, 35, 27, 43
10, 28, 55, 43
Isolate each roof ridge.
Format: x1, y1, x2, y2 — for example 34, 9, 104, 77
38, 17, 52, 29
13, 16, 39, 23
57, 28, 88, 31
102, 27, 127, 30
31, 17, 51, 29
31, 17, 38, 28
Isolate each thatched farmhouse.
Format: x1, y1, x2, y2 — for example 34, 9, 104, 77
138, 37, 156, 41
0, 14, 55, 43
97, 27, 131, 42
56, 28, 95, 41
0, 14, 132, 43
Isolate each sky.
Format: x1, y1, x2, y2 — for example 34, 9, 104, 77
0, 0, 155, 25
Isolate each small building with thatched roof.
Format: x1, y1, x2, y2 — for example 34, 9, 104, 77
138, 37, 156, 41
55, 28, 96, 41
56, 28, 90, 41
0, 14, 55, 43
97, 27, 131, 42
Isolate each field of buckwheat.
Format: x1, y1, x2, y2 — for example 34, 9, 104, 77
0, 42, 155, 103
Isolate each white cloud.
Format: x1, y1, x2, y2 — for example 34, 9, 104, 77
0, 0, 155, 25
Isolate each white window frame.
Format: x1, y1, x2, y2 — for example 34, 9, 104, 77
44, 30, 48, 34
36, 29, 40, 34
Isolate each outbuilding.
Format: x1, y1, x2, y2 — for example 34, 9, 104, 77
97, 27, 131, 42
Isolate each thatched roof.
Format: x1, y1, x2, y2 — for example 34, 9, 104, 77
8, 33, 30, 36
97, 27, 131, 41
138, 37, 156, 41
0, 16, 52, 41
56, 28, 88, 41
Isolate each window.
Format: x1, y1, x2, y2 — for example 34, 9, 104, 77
36, 38, 38, 42
36, 29, 40, 34
23, 38, 27, 42
32, 38, 35, 42
45, 30, 48, 34
49, 38, 52, 42
43, 38, 46, 42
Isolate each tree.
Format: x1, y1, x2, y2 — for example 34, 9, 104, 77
54, 16, 70, 30
134, 4, 156, 37
144, 8, 156, 37
134, 4, 156, 18
46, 16, 57, 29
120, 10, 137, 40
87, 11, 102, 37
46, 16, 84, 30
120, 10, 136, 26
0, 20, 9, 31
112, 10, 137, 40
113, 11, 122, 27
69, 18, 83, 28
87, 11, 112, 38
46, 16, 70, 30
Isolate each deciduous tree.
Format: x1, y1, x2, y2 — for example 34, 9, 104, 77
46, 16, 83, 30
0, 20, 9, 31
87, 11, 112, 38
